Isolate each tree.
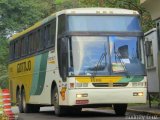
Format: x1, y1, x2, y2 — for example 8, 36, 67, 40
0, 37, 8, 88
0, 0, 56, 36
0, 0, 56, 88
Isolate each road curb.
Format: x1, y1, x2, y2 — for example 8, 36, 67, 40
127, 108, 160, 117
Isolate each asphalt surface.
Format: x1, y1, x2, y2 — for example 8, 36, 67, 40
14, 107, 159, 120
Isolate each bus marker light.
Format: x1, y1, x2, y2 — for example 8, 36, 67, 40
133, 92, 143, 96
76, 100, 89, 104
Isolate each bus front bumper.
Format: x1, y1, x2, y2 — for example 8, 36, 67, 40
67, 88, 147, 106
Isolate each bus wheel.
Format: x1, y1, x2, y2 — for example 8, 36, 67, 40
52, 87, 65, 116
16, 90, 23, 113
21, 89, 32, 113
113, 104, 127, 116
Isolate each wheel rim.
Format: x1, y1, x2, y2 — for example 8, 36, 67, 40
53, 88, 61, 115
54, 91, 59, 108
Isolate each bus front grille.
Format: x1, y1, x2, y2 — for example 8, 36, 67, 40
92, 83, 129, 87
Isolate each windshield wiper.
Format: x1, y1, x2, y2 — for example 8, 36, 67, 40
92, 44, 108, 77
115, 51, 130, 77
91, 52, 106, 77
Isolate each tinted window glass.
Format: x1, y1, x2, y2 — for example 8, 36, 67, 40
68, 15, 141, 32
58, 14, 66, 35
45, 24, 51, 47
50, 20, 56, 47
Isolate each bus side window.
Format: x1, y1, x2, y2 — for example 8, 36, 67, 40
51, 20, 56, 48
21, 37, 25, 57
18, 39, 20, 58
40, 28, 45, 50
37, 29, 41, 51
15, 40, 19, 59
29, 33, 34, 54
13, 41, 15, 60
45, 24, 51, 48
35, 30, 39, 52
24, 36, 29, 56
33, 32, 37, 52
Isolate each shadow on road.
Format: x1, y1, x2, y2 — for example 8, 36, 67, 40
18, 108, 127, 120
39, 110, 119, 118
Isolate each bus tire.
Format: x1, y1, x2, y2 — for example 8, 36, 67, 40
16, 89, 23, 113
113, 104, 127, 116
21, 88, 33, 113
52, 86, 65, 116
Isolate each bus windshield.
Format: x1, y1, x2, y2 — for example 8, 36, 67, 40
68, 36, 145, 76
68, 15, 141, 32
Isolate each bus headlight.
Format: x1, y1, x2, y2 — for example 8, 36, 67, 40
133, 92, 143, 96
76, 93, 88, 98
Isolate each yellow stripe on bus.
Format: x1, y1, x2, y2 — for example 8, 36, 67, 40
75, 76, 123, 83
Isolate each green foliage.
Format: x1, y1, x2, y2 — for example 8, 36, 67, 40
0, 38, 8, 88
55, 0, 64, 4
0, 38, 8, 65
0, 37, 8, 89
0, 0, 55, 35
54, 0, 80, 11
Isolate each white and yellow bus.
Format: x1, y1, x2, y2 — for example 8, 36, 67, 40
9, 8, 147, 116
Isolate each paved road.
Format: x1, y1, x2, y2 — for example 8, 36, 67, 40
13, 107, 159, 120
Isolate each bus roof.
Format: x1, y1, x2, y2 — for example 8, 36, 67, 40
10, 8, 139, 41
57, 8, 139, 15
